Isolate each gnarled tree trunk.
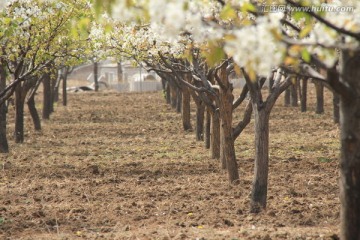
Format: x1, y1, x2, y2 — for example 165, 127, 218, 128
218, 64, 239, 184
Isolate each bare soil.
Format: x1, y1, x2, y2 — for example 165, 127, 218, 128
1, 85, 340, 239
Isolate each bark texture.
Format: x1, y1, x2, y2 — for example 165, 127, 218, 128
210, 111, 220, 159
27, 94, 41, 131
301, 78, 308, 112
94, 61, 99, 92
181, 86, 192, 131
42, 72, 52, 120
205, 109, 211, 149
0, 63, 8, 152
315, 82, 324, 114
14, 84, 25, 143
218, 65, 239, 184
338, 50, 360, 240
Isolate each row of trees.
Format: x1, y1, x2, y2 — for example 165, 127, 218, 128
91, 0, 360, 238
0, 0, 99, 152
1, 0, 360, 238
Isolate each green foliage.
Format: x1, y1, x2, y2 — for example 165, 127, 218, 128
204, 42, 225, 67
220, 4, 237, 21
301, 48, 311, 62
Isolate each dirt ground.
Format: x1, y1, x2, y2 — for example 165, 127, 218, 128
1, 84, 340, 239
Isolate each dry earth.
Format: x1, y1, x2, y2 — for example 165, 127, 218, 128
1, 84, 340, 239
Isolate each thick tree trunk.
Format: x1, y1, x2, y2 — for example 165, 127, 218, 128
181, 86, 192, 131
43, 72, 52, 120
14, 85, 25, 143
315, 82, 324, 114
218, 65, 239, 184
245, 70, 292, 213
333, 93, 340, 124
284, 88, 290, 106
210, 111, 220, 159
27, 94, 41, 131
338, 50, 360, 240
205, 109, 211, 149
0, 64, 9, 153
301, 78, 308, 112
250, 107, 270, 212
195, 101, 205, 141
94, 61, 99, 92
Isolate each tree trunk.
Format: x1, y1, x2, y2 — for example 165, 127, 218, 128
181, 86, 192, 131
220, 122, 227, 169
27, 94, 41, 131
284, 88, 290, 106
205, 109, 211, 149
290, 81, 298, 107
50, 72, 57, 113
301, 78, 308, 112
14, 85, 25, 143
210, 111, 220, 159
53, 70, 60, 103
176, 87, 182, 113
195, 101, 205, 141
250, 106, 270, 212
0, 63, 9, 153
244, 70, 292, 213
269, 75, 274, 93
315, 82, 324, 114
165, 81, 171, 105
94, 61, 99, 92
333, 93, 340, 124
43, 72, 52, 120
170, 84, 177, 109
338, 50, 360, 240
62, 67, 68, 106
218, 65, 239, 184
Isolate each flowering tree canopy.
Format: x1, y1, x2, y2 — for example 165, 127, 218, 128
94, 0, 360, 79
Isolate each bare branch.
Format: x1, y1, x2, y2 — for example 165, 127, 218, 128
286, 0, 360, 41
